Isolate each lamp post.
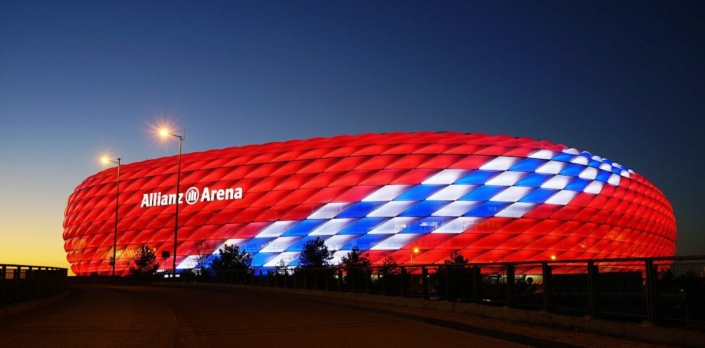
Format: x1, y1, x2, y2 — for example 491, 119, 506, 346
160, 128, 184, 278
410, 247, 420, 266
101, 156, 121, 277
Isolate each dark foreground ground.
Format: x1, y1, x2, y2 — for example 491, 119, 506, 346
0, 285, 677, 348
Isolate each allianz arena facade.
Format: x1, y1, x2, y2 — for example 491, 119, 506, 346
63, 132, 676, 276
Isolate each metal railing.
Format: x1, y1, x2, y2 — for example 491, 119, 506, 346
0, 264, 68, 307
180, 256, 705, 327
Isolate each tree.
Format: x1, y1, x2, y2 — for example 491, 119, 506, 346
379, 255, 400, 276
275, 259, 289, 275
376, 255, 401, 292
192, 240, 216, 279
210, 244, 252, 270
298, 237, 333, 268
193, 240, 215, 268
177, 240, 217, 282
129, 245, 160, 277
445, 250, 469, 265
434, 250, 472, 300
340, 247, 371, 270
340, 247, 371, 289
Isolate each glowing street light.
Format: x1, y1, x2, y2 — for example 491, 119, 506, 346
159, 127, 184, 278
101, 156, 121, 277
410, 247, 420, 266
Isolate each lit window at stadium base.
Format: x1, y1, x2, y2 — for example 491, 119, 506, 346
63, 133, 676, 276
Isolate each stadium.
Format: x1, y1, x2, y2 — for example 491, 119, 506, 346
63, 132, 676, 276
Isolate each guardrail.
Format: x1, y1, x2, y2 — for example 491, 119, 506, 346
0, 264, 68, 307
180, 256, 705, 327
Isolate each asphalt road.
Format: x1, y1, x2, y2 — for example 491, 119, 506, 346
0, 286, 531, 348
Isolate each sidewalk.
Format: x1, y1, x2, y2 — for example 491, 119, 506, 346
1, 283, 702, 348
167, 282, 701, 348
0, 286, 177, 348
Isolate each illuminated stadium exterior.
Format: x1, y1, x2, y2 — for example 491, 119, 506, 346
63, 132, 676, 276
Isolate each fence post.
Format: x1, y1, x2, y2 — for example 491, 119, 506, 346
313, 269, 318, 290
350, 269, 355, 293
0, 265, 5, 306
366, 268, 372, 294
473, 265, 482, 304
15, 268, 21, 302
62, 269, 68, 292
506, 264, 515, 308
382, 269, 388, 296
542, 262, 553, 312
422, 266, 428, 299
587, 261, 600, 318
400, 267, 406, 297
446, 265, 452, 300
28, 266, 34, 300
337, 268, 343, 292
645, 259, 658, 322
41, 268, 48, 297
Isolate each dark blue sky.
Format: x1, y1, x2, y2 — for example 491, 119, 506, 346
1, 1, 703, 267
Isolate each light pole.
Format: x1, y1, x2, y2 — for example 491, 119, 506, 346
101, 156, 121, 277
410, 247, 420, 266
160, 128, 184, 278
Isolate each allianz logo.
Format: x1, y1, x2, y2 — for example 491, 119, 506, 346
140, 187, 243, 208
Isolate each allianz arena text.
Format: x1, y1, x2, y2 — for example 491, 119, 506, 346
63, 132, 676, 276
